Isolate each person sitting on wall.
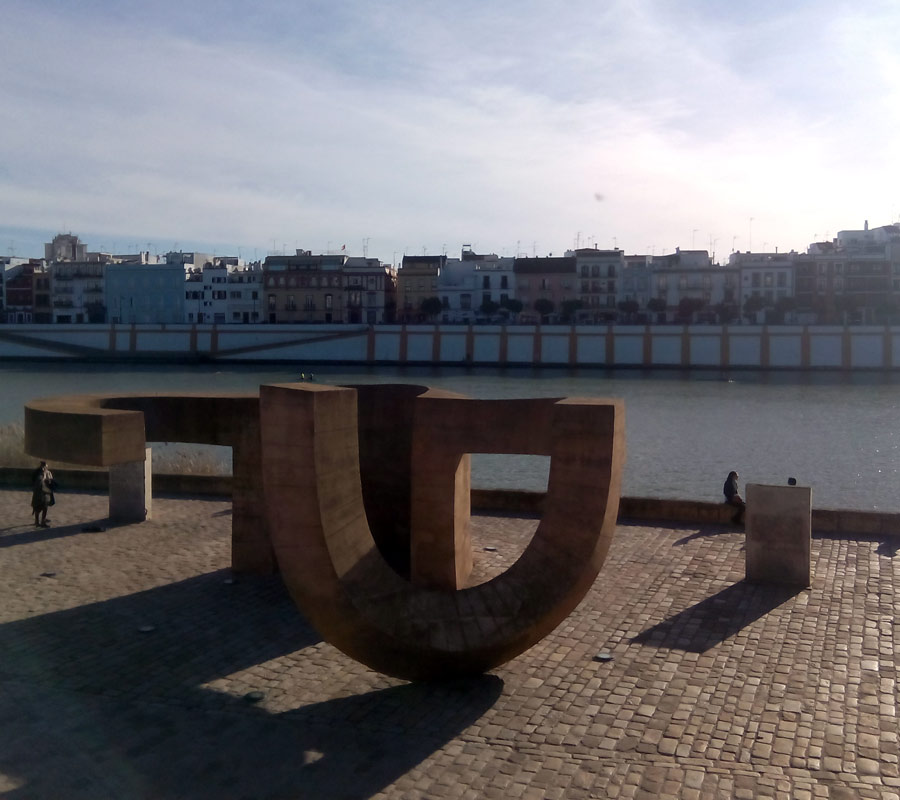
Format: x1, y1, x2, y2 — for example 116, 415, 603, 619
723, 470, 745, 525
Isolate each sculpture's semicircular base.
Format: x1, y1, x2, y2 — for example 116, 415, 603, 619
260, 382, 625, 681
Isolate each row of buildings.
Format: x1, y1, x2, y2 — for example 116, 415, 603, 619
3, 222, 900, 326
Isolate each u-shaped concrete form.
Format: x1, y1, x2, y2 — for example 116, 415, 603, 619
25, 383, 625, 680
260, 383, 624, 680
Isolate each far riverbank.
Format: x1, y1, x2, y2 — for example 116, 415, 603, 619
5, 322, 900, 370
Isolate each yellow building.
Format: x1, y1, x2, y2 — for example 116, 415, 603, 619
397, 255, 445, 322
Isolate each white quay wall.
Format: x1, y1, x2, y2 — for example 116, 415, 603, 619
1, 323, 900, 369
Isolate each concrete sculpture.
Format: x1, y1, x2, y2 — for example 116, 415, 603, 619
260, 383, 624, 679
25, 383, 625, 680
25, 392, 273, 572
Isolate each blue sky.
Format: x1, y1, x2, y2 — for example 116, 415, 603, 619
2, 0, 899, 263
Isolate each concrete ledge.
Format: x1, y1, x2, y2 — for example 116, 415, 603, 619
620, 496, 736, 525
3, 468, 900, 537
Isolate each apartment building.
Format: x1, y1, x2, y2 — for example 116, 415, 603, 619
226, 263, 264, 324
794, 223, 900, 324
650, 249, 736, 322
3, 260, 47, 323
567, 247, 623, 323
513, 256, 577, 322
343, 256, 394, 324
729, 251, 797, 323
263, 251, 347, 323
397, 255, 445, 322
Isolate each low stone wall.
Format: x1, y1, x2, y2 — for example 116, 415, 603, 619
0, 467, 232, 497
3, 467, 899, 536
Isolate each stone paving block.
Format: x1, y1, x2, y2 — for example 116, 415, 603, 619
1, 490, 898, 798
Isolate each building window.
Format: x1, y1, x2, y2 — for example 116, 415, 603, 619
325, 294, 333, 310
268, 294, 275, 311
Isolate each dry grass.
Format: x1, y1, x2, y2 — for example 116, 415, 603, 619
0, 423, 230, 475
0, 423, 34, 468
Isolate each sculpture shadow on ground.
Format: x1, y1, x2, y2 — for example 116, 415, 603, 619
0, 518, 111, 549
631, 580, 802, 653
0, 571, 504, 800
671, 525, 746, 548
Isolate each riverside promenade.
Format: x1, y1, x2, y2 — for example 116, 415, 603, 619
1, 488, 898, 799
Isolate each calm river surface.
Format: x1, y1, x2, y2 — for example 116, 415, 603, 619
3, 362, 900, 511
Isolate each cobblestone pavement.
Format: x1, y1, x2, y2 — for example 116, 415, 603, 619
1, 488, 899, 799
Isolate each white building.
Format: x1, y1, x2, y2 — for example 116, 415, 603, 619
437, 248, 515, 323
729, 251, 797, 323
226, 262, 264, 323
166, 252, 214, 323
51, 258, 108, 323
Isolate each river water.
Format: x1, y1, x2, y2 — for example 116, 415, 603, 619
3, 362, 900, 511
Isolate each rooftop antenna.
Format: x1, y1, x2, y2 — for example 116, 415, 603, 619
363, 237, 370, 258
692, 229, 698, 248
532, 241, 537, 257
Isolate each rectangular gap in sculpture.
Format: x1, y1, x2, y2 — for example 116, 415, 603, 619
470, 454, 550, 492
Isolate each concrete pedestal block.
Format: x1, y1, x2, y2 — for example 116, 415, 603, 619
745, 483, 811, 587
109, 447, 152, 523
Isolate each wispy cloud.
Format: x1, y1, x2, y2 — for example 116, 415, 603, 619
2, 0, 899, 260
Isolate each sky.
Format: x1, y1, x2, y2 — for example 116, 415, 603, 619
2, 0, 899, 265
